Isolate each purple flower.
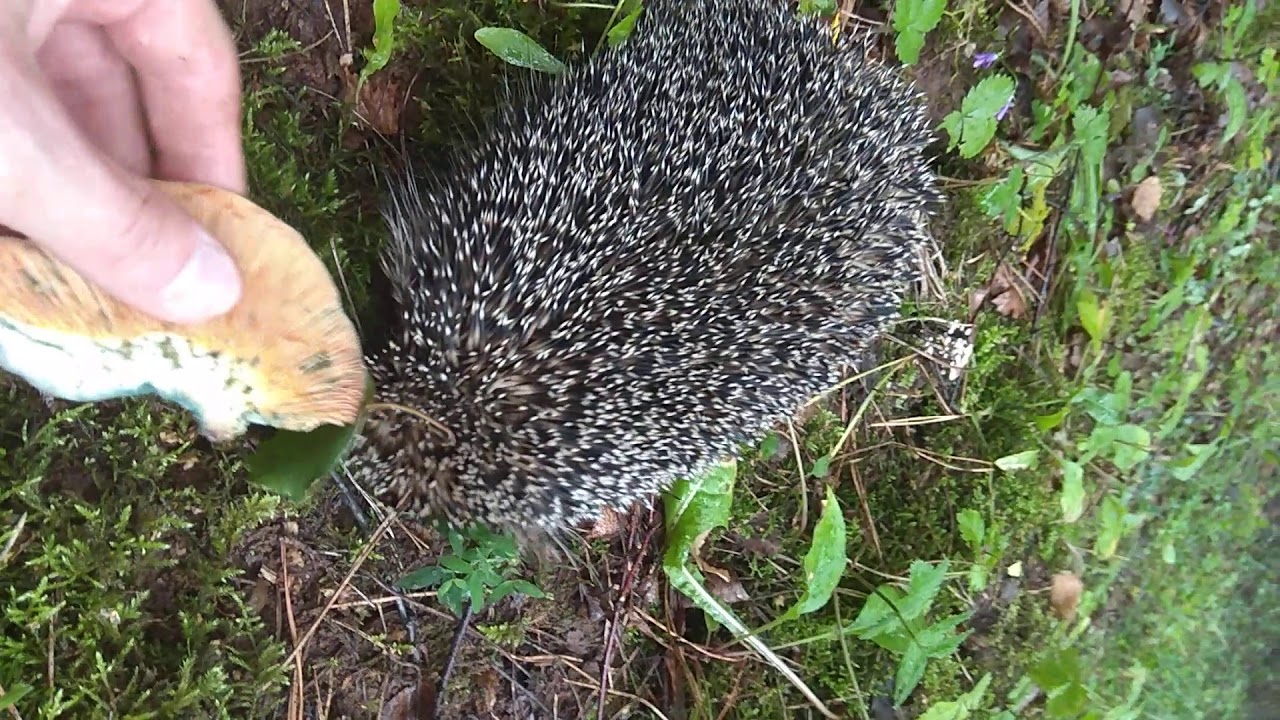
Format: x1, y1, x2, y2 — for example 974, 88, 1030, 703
995, 98, 1014, 121
973, 51, 999, 69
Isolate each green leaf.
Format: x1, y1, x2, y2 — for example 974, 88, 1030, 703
439, 555, 473, 575
798, 0, 838, 16
892, 0, 948, 65
1110, 423, 1152, 471
967, 562, 990, 592
1095, 494, 1128, 559
994, 449, 1040, 472
894, 642, 930, 705
1071, 104, 1110, 172
758, 432, 782, 459
244, 374, 373, 501
957, 509, 985, 551
1035, 404, 1070, 431
1077, 288, 1107, 343
662, 462, 835, 712
940, 74, 1016, 158
851, 560, 951, 641
898, 559, 950, 622
467, 571, 487, 613
359, 0, 402, 85
474, 27, 567, 75
395, 565, 446, 590
244, 423, 357, 502
916, 613, 972, 657
810, 454, 832, 478
606, 0, 645, 48
0, 683, 32, 711
980, 165, 1025, 234
1060, 459, 1086, 523
915, 673, 992, 720
1030, 646, 1083, 690
782, 485, 848, 619
848, 584, 907, 640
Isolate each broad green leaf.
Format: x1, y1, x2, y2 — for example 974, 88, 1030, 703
810, 454, 832, 477
980, 165, 1025, 234
915, 673, 992, 720
1060, 459, 1086, 523
940, 74, 1016, 158
848, 584, 907, 640
895, 31, 927, 67
1077, 288, 1106, 343
782, 485, 848, 619
1047, 681, 1090, 717
898, 559, 950, 622
475, 27, 567, 75
994, 449, 1040, 472
916, 613, 972, 656
1110, 423, 1152, 471
245, 423, 359, 502
245, 374, 373, 501
663, 461, 735, 545
606, 0, 645, 48
892, 0, 947, 65
967, 562, 990, 592
798, 0, 838, 15
1072, 104, 1110, 172
957, 508, 985, 551
894, 642, 930, 705
663, 463, 835, 714
851, 560, 950, 641
359, 0, 402, 84
1095, 494, 1127, 559
1030, 646, 1083, 691
467, 571, 487, 613
1035, 404, 1070, 431
0, 683, 32, 711
395, 565, 446, 590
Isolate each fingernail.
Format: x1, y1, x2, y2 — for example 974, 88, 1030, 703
160, 231, 243, 323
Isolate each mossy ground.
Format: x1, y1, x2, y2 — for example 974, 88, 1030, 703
1, 1, 1275, 718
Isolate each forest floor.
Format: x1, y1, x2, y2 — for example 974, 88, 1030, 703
0, 1, 1276, 719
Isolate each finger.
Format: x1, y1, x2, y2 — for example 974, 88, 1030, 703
0, 54, 242, 324
104, 0, 245, 194
35, 20, 151, 177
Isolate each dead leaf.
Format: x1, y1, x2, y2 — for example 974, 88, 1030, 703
1119, 0, 1151, 26
378, 683, 422, 720
706, 573, 751, 605
585, 505, 624, 539
1131, 175, 1163, 222
985, 262, 1029, 319
1050, 571, 1084, 621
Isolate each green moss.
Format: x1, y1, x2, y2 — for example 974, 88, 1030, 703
0, 390, 289, 717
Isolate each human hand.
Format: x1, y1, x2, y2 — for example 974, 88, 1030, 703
0, 0, 246, 324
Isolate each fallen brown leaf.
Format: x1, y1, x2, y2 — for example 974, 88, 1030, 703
1050, 571, 1084, 621
585, 505, 624, 539
1131, 175, 1163, 222
706, 574, 751, 605
988, 262, 1030, 319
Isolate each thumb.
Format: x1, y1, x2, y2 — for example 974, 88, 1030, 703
0, 55, 242, 325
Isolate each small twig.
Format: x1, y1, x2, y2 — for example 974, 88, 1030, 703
286, 498, 406, 667
280, 540, 306, 720
595, 506, 660, 718
787, 419, 809, 532
428, 604, 474, 719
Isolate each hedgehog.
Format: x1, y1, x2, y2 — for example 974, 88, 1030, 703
346, 0, 943, 536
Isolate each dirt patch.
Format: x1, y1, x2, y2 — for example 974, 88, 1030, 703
226, 494, 659, 718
